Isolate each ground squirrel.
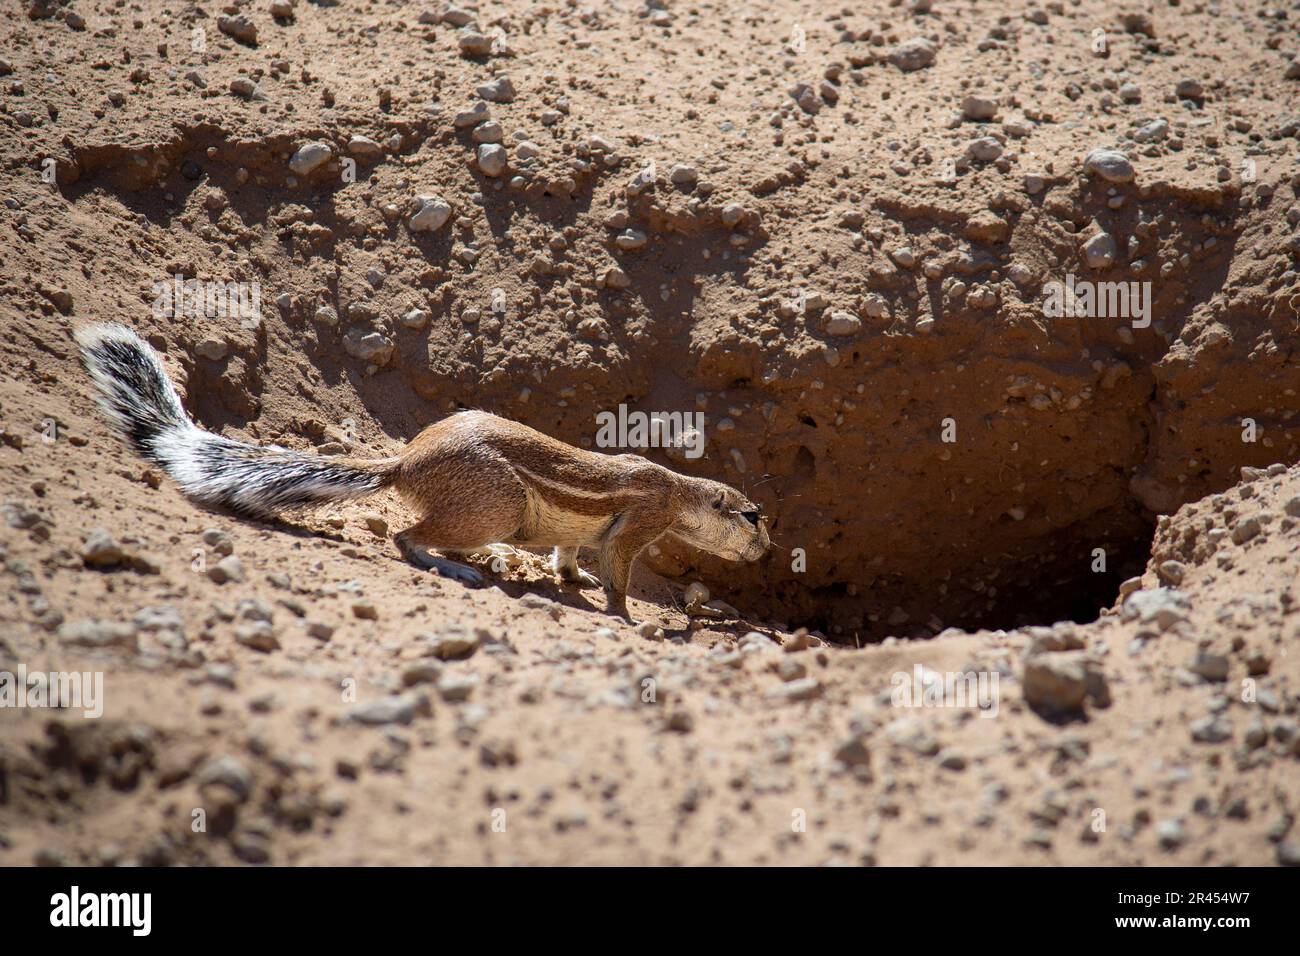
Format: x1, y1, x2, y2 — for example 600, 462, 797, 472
76, 323, 771, 623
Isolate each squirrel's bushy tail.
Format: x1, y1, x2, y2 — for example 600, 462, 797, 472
76, 323, 399, 517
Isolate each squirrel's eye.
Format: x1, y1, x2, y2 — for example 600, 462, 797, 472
741, 510, 760, 527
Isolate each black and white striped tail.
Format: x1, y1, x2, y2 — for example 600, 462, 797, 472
76, 323, 397, 517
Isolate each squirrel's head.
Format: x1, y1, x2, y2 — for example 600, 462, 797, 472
673, 479, 770, 562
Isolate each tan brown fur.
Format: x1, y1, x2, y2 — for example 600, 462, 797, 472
384, 410, 770, 622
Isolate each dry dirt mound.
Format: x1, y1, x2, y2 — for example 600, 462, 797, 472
1, 0, 1298, 866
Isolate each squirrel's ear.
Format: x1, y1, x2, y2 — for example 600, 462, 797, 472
711, 492, 725, 510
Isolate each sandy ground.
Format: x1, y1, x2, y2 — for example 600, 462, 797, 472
1, 0, 1298, 866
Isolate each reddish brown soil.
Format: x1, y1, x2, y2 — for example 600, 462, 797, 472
1, 0, 1298, 866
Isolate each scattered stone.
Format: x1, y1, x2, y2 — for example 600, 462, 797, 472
423, 628, 481, 660
400, 308, 430, 330
1082, 229, 1117, 269
348, 693, 431, 726
599, 265, 630, 289
1133, 118, 1168, 143
459, 32, 494, 57
197, 755, 254, 800
937, 747, 968, 771
783, 629, 812, 652
216, 15, 258, 46
1187, 649, 1229, 682
202, 529, 234, 555
1023, 652, 1108, 715
436, 673, 477, 703
826, 311, 862, 336
1231, 516, 1261, 545
1024, 627, 1085, 657
58, 619, 139, 650
207, 555, 247, 584
1156, 818, 1187, 850
1157, 560, 1186, 585
886, 717, 940, 756
453, 101, 491, 129
1244, 649, 1271, 677
773, 677, 823, 701
477, 143, 507, 177
409, 195, 452, 232
81, 528, 125, 568
289, 142, 332, 176
401, 662, 442, 686
891, 247, 918, 269
235, 622, 279, 652
1083, 148, 1135, 184
615, 229, 648, 251
890, 37, 937, 72
683, 582, 711, 606
669, 164, 698, 186
480, 737, 519, 764
626, 166, 656, 198
342, 329, 395, 366
440, 8, 475, 27
1174, 78, 1204, 103
664, 711, 694, 734
740, 631, 778, 653
961, 95, 999, 121
229, 77, 259, 99
834, 734, 871, 768
347, 136, 384, 162
1122, 588, 1190, 632
195, 338, 229, 361
964, 137, 1003, 163
1117, 11, 1155, 35
472, 120, 503, 144
1189, 714, 1232, 744
862, 294, 890, 319
777, 658, 807, 682
965, 210, 1009, 243
476, 76, 516, 103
